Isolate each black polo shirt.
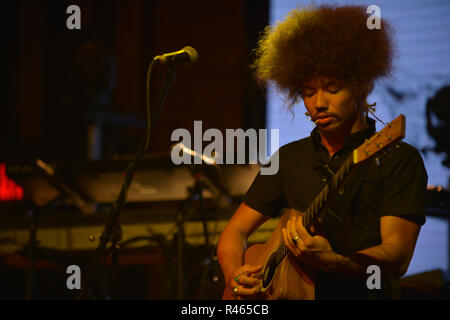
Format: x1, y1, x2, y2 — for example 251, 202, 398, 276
243, 118, 428, 299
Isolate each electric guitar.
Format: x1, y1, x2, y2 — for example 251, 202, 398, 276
222, 115, 406, 300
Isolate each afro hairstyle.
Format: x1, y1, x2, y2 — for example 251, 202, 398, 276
252, 4, 395, 109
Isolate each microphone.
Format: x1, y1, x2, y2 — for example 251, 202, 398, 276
155, 46, 198, 65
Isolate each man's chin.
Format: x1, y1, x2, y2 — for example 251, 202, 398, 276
316, 120, 342, 133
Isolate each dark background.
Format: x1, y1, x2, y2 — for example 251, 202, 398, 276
0, 0, 270, 300
1, 0, 268, 162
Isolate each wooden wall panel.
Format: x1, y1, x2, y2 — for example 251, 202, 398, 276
6, 0, 267, 161
142, 0, 248, 155
17, 1, 45, 143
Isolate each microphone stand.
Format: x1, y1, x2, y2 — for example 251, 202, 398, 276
175, 167, 212, 299
78, 62, 176, 300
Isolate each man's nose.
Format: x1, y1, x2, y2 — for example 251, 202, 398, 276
315, 90, 328, 111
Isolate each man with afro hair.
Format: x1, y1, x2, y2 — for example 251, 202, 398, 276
217, 4, 427, 300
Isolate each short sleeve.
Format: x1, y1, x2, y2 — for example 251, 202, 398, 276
243, 152, 287, 218
379, 143, 428, 226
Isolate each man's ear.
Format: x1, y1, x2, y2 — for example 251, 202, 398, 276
359, 81, 374, 98
353, 81, 374, 108
366, 81, 374, 95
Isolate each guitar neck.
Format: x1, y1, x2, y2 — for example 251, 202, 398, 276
303, 154, 354, 231
277, 154, 356, 260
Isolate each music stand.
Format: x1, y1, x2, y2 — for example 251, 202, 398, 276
7, 159, 95, 299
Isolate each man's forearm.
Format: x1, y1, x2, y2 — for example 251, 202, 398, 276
326, 243, 407, 279
217, 231, 247, 285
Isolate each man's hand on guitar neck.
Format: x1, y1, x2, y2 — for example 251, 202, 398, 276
282, 215, 339, 272
282, 214, 421, 278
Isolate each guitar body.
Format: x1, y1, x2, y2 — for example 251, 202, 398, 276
222, 209, 317, 300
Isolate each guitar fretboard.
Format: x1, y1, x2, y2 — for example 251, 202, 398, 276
274, 153, 355, 264
304, 155, 353, 229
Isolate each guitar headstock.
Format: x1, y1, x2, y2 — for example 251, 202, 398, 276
353, 114, 405, 164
